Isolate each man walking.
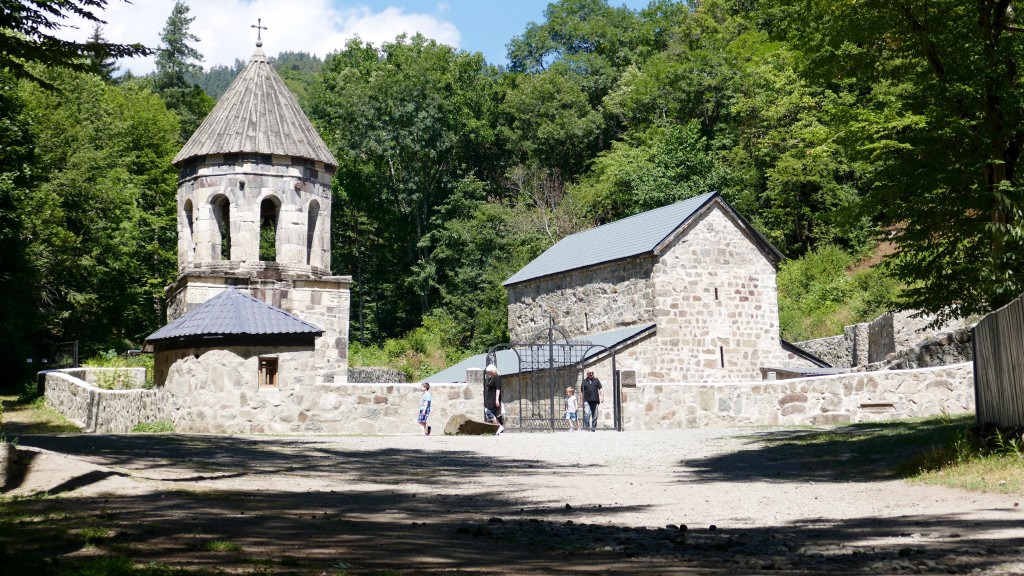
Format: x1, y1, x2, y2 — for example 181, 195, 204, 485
484, 364, 504, 434
581, 370, 603, 431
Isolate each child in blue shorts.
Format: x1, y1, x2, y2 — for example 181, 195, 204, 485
418, 382, 432, 436
565, 386, 579, 431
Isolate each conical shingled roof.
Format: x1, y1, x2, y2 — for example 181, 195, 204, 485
144, 287, 322, 350
172, 45, 338, 167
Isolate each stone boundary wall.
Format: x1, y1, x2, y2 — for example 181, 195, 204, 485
348, 367, 407, 384
618, 362, 974, 430
856, 328, 973, 372
43, 363, 973, 434
62, 367, 147, 389
44, 370, 160, 433
796, 311, 976, 369
787, 335, 846, 368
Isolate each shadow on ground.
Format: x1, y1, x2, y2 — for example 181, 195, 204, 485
1, 486, 1020, 575
679, 418, 970, 484
11, 434, 567, 490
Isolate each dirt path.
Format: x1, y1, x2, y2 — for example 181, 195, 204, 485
3, 428, 1023, 575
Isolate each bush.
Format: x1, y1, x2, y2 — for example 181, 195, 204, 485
349, 319, 474, 382
82, 350, 154, 389
778, 244, 902, 341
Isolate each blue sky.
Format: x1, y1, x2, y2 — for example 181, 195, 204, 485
56, 0, 653, 75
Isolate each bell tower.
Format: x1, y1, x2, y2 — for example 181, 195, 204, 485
165, 36, 350, 384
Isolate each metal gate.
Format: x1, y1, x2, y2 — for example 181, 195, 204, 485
487, 323, 620, 432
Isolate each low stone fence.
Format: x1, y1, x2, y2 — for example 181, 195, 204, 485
856, 328, 973, 372
348, 367, 407, 384
796, 311, 976, 369
44, 370, 160, 433
60, 367, 148, 390
618, 362, 974, 429
162, 381, 480, 435
42, 362, 974, 434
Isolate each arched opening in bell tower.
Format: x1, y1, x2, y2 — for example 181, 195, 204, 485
260, 197, 280, 262
183, 198, 195, 262
211, 194, 231, 261
306, 199, 321, 267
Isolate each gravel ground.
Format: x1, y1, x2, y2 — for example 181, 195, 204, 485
5, 426, 1024, 574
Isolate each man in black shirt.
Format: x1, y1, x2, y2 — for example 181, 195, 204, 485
484, 364, 504, 434
582, 370, 603, 431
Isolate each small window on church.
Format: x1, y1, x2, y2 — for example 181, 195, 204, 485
259, 357, 278, 387
719, 346, 725, 368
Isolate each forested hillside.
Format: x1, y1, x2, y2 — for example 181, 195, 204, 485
3, 0, 1022, 381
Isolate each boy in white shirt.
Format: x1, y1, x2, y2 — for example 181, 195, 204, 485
565, 386, 580, 431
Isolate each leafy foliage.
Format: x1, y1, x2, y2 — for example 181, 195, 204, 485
3, 0, 1012, 371
0, 0, 149, 88
16, 69, 180, 357
771, 0, 1024, 324
777, 244, 901, 341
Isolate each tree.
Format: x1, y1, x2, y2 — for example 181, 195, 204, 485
153, 0, 212, 140
154, 0, 201, 91
774, 0, 1024, 324
18, 68, 180, 356
507, 0, 641, 104
310, 35, 500, 342
84, 23, 119, 81
498, 68, 603, 179
0, 0, 149, 88
0, 70, 41, 381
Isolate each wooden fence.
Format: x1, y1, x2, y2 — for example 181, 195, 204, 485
973, 295, 1024, 427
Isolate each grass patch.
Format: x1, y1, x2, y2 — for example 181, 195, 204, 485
131, 420, 174, 433
755, 415, 1024, 493
201, 540, 243, 552
0, 393, 81, 434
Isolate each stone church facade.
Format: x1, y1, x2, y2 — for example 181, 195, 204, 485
505, 192, 820, 383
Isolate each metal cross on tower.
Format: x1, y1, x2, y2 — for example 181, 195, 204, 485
251, 18, 267, 47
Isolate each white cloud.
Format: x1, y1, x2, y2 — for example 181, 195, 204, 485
55, 0, 462, 75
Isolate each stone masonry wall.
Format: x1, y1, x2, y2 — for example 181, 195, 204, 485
644, 205, 789, 382
796, 310, 977, 369
856, 328, 973, 372
155, 346, 479, 434
506, 256, 656, 341
618, 362, 974, 430
44, 362, 973, 434
791, 335, 847, 368
44, 371, 161, 433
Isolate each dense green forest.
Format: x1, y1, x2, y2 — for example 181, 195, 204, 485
3, 0, 1022, 381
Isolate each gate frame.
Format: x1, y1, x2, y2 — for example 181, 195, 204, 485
487, 323, 620, 432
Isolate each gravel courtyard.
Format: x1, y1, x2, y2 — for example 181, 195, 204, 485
5, 426, 1024, 575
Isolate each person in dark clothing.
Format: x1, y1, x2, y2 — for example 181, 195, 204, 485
484, 364, 504, 434
581, 370, 603, 431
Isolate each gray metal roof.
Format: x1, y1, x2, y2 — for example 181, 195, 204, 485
145, 287, 323, 344
504, 191, 782, 286
173, 45, 338, 167
423, 323, 656, 383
